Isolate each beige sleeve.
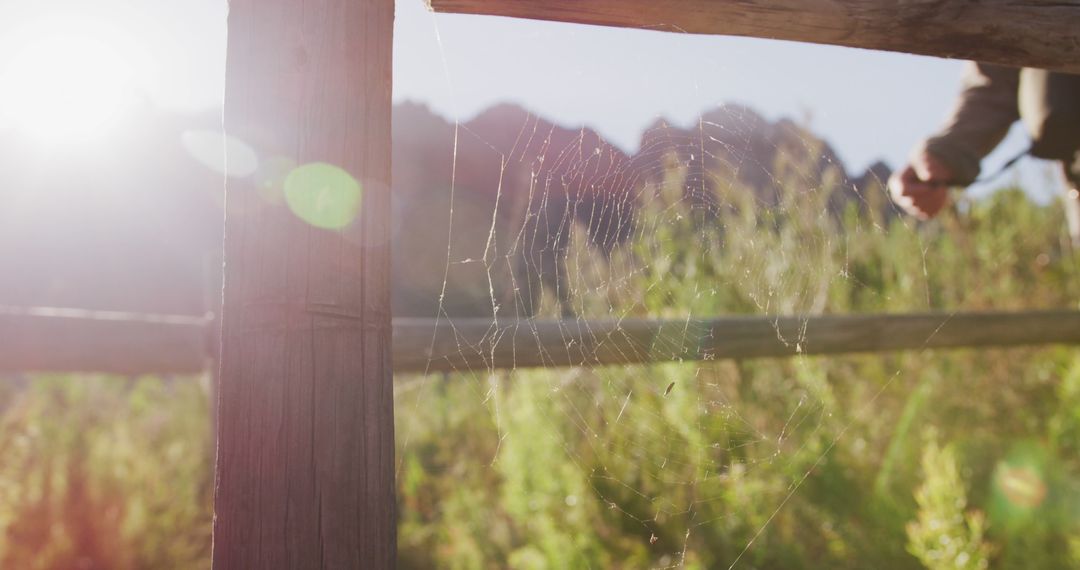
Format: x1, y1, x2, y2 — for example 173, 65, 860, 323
915, 62, 1020, 185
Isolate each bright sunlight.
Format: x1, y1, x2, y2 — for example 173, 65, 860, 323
0, 24, 137, 145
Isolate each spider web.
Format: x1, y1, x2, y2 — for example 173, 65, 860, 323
392, 7, 947, 569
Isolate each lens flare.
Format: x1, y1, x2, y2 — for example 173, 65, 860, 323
996, 464, 1047, 509
181, 130, 259, 178
284, 163, 363, 229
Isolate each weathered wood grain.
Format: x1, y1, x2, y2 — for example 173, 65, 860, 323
427, 0, 1080, 74
213, 0, 396, 567
4, 310, 1080, 375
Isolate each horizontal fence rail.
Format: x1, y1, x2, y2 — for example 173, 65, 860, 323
427, 0, 1080, 75
2, 306, 1080, 375
0, 306, 212, 375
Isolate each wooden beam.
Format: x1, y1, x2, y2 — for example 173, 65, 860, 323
395, 310, 1080, 371
213, 0, 396, 567
0, 306, 209, 375
427, 0, 1080, 74
3, 309, 1080, 375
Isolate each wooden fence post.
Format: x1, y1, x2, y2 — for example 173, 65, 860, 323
213, 0, 396, 567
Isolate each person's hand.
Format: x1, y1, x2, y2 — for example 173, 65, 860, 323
888, 152, 954, 220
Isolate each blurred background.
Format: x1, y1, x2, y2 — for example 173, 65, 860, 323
1, 0, 1079, 568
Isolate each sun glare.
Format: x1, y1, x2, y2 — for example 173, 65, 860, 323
0, 29, 136, 145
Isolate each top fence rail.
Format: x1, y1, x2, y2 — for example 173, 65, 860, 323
427, 0, 1080, 74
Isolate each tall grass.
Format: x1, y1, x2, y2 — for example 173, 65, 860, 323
0, 376, 212, 569
394, 164, 1080, 568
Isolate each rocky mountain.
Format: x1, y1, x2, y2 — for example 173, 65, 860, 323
393, 101, 892, 317
633, 103, 891, 219
0, 101, 892, 319
392, 102, 634, 318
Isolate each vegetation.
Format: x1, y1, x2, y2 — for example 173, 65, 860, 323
2, 161, 1080, 568
0, 376, 212, 569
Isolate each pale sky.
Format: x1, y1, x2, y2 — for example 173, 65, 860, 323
391, 0, 1046, 199
394, 0, 965, 172
0, 0, 1050, 198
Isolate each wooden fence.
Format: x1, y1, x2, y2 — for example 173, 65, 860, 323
429, 0, 1080, 75
4, 305, 1079, 376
